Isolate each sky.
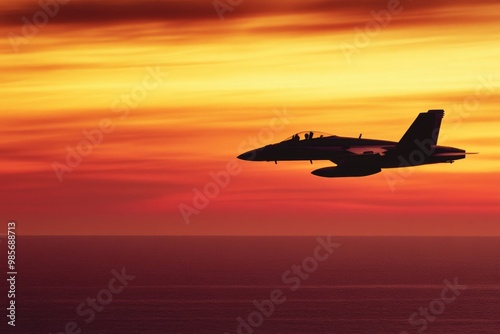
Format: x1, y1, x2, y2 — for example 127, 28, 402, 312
0, 0, 499, 236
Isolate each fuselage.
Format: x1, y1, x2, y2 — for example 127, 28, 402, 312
237, 135, 466, 168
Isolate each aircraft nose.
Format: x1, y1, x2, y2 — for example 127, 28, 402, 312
237, 150, 257, 161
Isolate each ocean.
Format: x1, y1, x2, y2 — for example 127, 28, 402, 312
1, 236, 499, 333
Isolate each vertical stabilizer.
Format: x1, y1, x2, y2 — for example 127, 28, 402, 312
396, 109, 444, 152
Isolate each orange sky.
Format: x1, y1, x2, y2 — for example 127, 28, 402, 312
0, 0, 499, 235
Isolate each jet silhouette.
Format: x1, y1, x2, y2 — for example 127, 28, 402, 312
237, 110, 475, 177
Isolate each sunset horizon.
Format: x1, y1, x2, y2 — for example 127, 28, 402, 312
1, 0, 499, 236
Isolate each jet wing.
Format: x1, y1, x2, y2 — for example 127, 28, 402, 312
314, 147, 384, 177
345, 147, 387, 156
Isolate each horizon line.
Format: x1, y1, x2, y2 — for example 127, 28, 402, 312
2, 234, 500, 237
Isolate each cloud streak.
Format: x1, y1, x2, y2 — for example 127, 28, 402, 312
1, 0, 498, 27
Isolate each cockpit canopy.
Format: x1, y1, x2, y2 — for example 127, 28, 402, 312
282, 131, 334, 142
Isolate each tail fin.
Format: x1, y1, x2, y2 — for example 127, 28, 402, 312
396, 110, 444, 152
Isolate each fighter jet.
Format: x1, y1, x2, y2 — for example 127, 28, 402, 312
237, 110, 474, 177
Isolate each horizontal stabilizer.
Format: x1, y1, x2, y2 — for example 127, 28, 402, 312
433, 152, 466, 157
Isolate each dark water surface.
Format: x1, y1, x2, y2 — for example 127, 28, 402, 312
1, 236, 499, 333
